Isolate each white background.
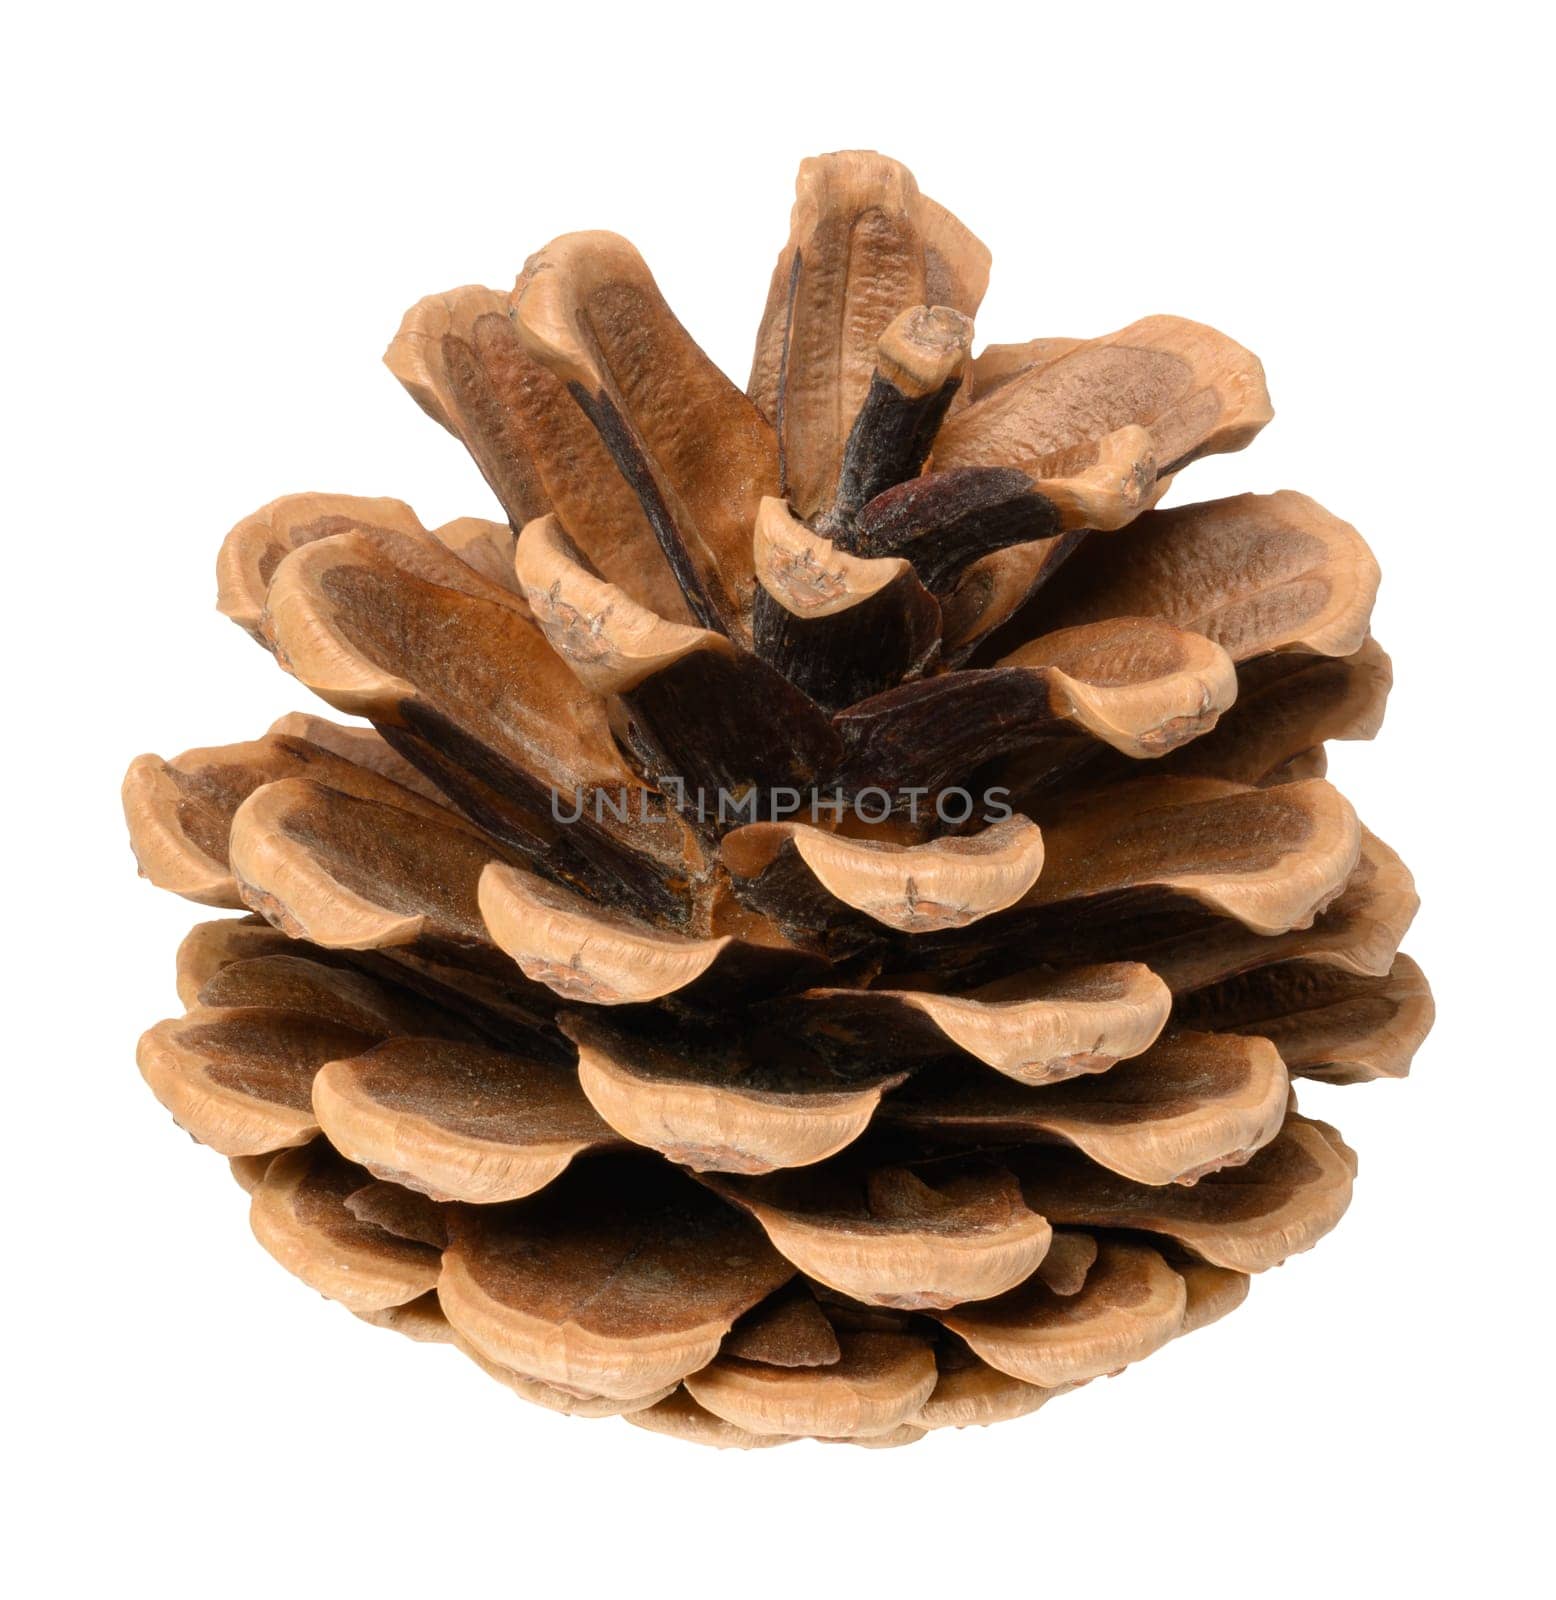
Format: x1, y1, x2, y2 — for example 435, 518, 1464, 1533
6, 3, 1550, 1594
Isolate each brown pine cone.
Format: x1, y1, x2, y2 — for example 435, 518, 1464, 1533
122, 149, 1432, 1448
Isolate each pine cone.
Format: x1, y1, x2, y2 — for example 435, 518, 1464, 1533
123, 150, 1432, 1449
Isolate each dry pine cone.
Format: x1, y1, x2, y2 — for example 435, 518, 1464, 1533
123, 150, 1432, 1449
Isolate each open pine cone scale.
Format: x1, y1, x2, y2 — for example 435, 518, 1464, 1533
124, 150, 1431, 1448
